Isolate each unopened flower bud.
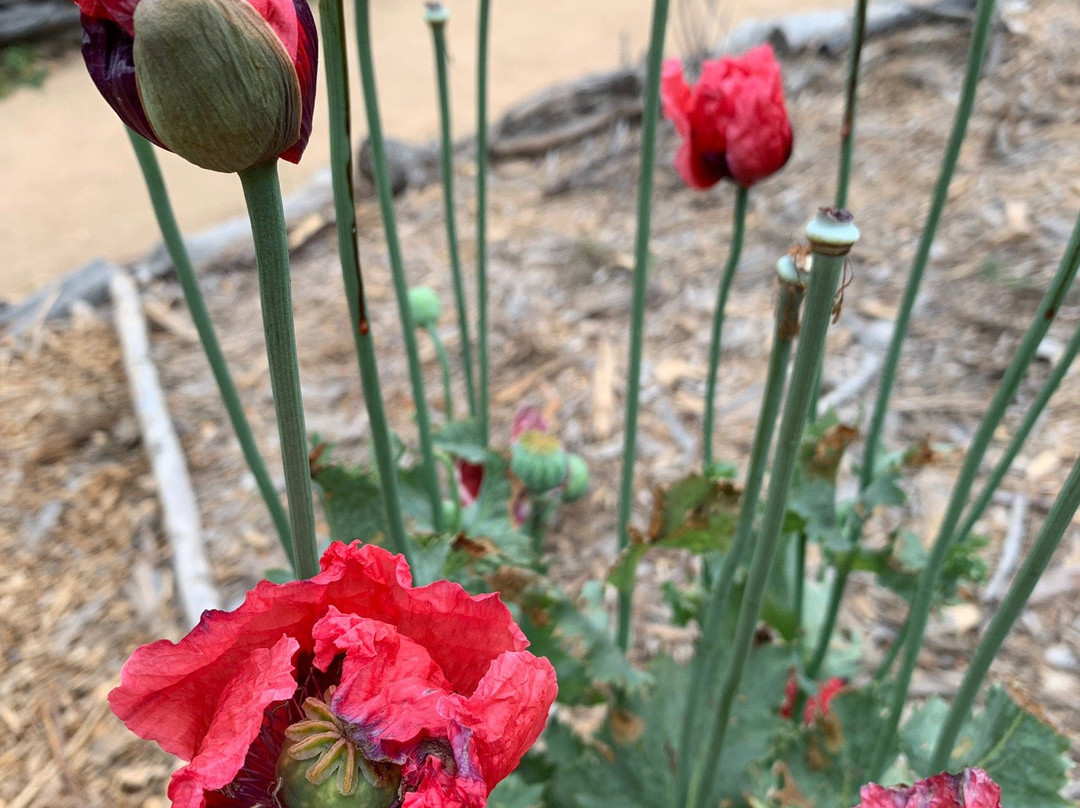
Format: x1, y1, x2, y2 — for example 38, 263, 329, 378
561, 454, 589, 502
76, 0, 318, 173
511, 431, 567, 495
408, 286, 442, 329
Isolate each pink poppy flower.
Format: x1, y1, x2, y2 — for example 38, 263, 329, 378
853, 768, 1002, 808
109, 542, 557, 808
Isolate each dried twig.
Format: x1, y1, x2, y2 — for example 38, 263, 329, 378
110, 268, 220, 627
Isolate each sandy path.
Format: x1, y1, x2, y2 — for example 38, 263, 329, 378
0, 0, 847, 299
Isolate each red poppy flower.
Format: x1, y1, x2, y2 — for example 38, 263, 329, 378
853, 768, 1002, 808
109, 542, 557, 808
661, 45, 793, 189
779, 675, 846, 724
75, 0, 317, 172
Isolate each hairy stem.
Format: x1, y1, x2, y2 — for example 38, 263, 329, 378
354, 0, 444, 531
316, 0, 411, 560
238, 160, 319, 580
615, 0, 672, 654
702, 186, 750, 470
427, 7, 478, 419
127, 129, 294, 570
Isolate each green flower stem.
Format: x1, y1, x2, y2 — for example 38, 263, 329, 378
835, 0, 869, 209
954, 315, 1080, 545
316, 0, 411, 561
872, 615, 910, 681
527, 498, 550, 555
354, 0, 444, 532
426, 324, 455, 421
238, 160, 319, 580
126, 129, 295, 570
426, 7, 478, 420
702, 186, 749, 470
810, 0, 999, 672
929, 452, 1080, 771
681, 211, 858, 808
615, 0, 672, 654
476, 0, 492, 446
861, 0, 997, 487
677, 258, 804, 778
867, 207, 1080, 778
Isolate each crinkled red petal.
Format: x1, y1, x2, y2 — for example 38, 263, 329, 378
109, 543, 525, 762
441, 651, 557, 789
164, 636, 300, 808
854, 768, 1002, 808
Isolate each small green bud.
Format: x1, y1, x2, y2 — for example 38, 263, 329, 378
408, 287, 442, 329
561, 454, 589, 502
440, 499, 461, 532
511, 431, 568, 495
132, 0, 302, 173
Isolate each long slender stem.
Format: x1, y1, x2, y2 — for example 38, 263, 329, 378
954, 315, 1080, 544
615, 0, 672, 654
929, 452, 1080, 770
681, 212, 857, 808
126, 130, 295, 570
238, 160, 319, 580
354, 0, 444, 531
872, 616, 910, 682
427, 8, 478, 419
834, 0, 869, 209
476, 0, 492, 446
677, 260, 804, 781
810, 0, 1000, 672
806, 0, 869, 422
316, 0, 411, 561
867, 207, 1080, 778
702, 186, 750, 470
860, 0, 998, 488
427, 324, 455, 421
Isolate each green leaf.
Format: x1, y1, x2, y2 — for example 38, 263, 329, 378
514, 581, 650, 704
608, 475, 739, 593
488, 774, 545, 808
312, 463, 387, 545
753, 683, 897, 808
901, 686, 1071, 808
434, 418, 488, 463
547, 650, 789, 808
851, 530, 988, 604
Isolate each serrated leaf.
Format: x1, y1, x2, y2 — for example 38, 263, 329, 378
608, 475, 739, 593
851, 530, 988, 605
434, 418, 488, 463
514, 582, 650, 704
753, 683, 896, 808
901, 686, 1071, 808
312, 463, 387, 545
547, 650, 790, 808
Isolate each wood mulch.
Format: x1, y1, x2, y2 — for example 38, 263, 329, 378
2, 1, 1080, 804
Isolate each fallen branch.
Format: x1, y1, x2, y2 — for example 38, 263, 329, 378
110, 267, 220, 627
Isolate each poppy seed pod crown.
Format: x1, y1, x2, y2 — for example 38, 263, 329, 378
76, 0, 318, 173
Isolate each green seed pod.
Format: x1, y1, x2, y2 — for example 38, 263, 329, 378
132, 0, 302, 173
511, 430, 568, 495
440, 499, 461, 532
561, 453, 589, 502
275, 697, 400, 808
408, 286, 442, 329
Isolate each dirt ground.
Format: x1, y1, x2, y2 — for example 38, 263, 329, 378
3, 1, 1080, 805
